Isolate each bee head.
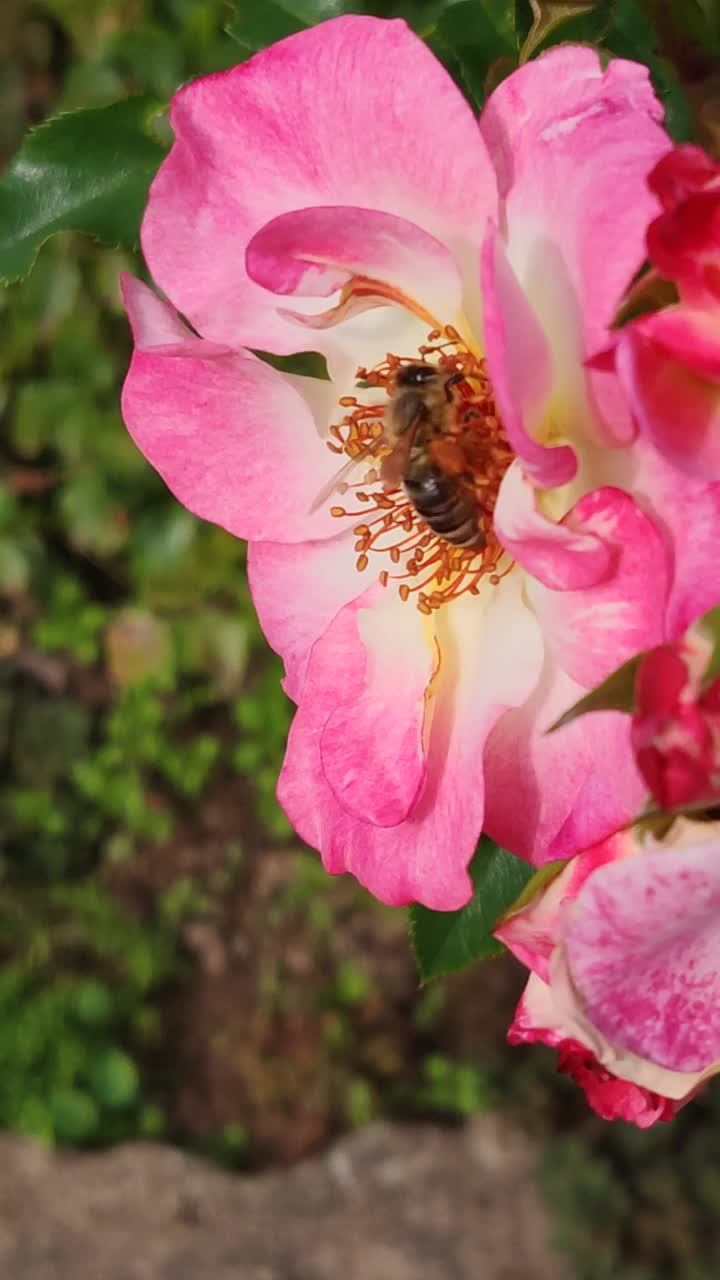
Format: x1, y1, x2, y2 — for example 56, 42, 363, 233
395, 363, 439, 388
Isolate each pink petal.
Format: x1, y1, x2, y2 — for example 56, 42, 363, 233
246, 206, 462, 327
483, 664, 645, 866
495, 830, 632, 982
527, 487, 668, 688
481, 46, 668, 444
509, 966, 702, 1114
566, 838, 720, 1073
494, 461, 610, 590
278, 572, 543, 909
121, 337, 345, 545
142, 16, 497, 352
480, 230, 576, 487
320, 588, 438, 826
616, 317, 720, 480
247, 533, 361, 703
628, 305, 720, 381
631, 442, 720, 637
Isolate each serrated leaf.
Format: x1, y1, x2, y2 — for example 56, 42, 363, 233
410, 837, 534, 981
548, 653, 641, 734
0, 96, 167, 284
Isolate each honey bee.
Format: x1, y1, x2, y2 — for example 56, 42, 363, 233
313, 363, 486, 551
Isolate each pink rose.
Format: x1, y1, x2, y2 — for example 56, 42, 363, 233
616, 144, 720, 477
120, 17, 720, 906
631, 623, 720, 810
496, 822, 720, 1126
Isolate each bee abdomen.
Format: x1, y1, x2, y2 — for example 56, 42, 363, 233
404, 466, 485, 550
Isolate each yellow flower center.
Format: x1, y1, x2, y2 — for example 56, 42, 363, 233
325, 326, 514, 614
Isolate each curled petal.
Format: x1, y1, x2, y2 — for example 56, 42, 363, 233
494, 461, 609, 590
278, 572, 543, 909
566, 838, 720, 1073
246, 206, 463, 328
142, 16, 497, 352
616, 321, 720, 479
527, 487, 668, 688
480, 231, 576, 487
319, 590, 439, 826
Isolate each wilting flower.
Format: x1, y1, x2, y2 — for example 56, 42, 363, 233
496, 821, 720, 1126
121, 16, 720, 908
616, 143, 720, 476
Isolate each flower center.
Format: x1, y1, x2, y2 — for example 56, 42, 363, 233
325, 326, 514, 614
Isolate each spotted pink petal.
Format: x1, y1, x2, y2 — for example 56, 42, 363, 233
566, 840, 720, 1073
277, 574, 543, 909
142, 16, 497, 353
495, 830, 632, 982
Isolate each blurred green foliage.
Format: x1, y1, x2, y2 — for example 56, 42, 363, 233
2, 2, 720, 1278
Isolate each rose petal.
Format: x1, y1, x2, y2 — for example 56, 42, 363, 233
495, 829, 632, 982
247, 533, 362, 702
480, 230, 576, 487
121, 330, 345, 545
481, 45, 668, 444
566, 839, 720, 1073
278, 570, 542, 909
631, 441, 720, 636
527, 487, 668, 688
483, 660, 645, 866
494, 461, 609, 590
246, 206, 463, 328
142, 16, 497, 352
616, 314, 720, 484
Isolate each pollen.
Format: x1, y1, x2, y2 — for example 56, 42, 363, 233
325, 326, 514, 613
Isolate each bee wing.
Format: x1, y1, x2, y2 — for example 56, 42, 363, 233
380, 414, 421, 490
309, 440, 384, 514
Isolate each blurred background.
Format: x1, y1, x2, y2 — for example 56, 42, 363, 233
2, 1, 720, 1277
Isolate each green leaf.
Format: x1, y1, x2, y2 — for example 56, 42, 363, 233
430, 1, 517, 109
548, 652, 641, 734
225, 2, 307, 53
519, 0, 608, 62
86, 1047, 139, 1108
51, 1088, 100, 1142
0, 96, 167, 284
253, 349, 331, 380
410, 837, 534, 981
